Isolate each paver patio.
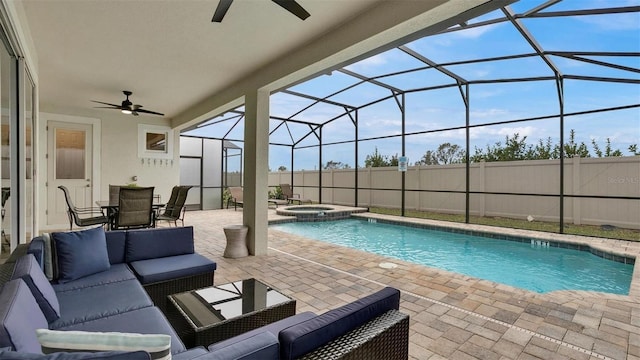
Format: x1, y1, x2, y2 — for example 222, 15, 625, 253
187, 209, 639, 359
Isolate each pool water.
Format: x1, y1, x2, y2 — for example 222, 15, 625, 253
271, 219, 634, 294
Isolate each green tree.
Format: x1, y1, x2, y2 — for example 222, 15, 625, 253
277, 165, 287, 171
365, 147, 394, 167
591, 138, 623, 157
388, 154, 399, 167
559, 129, 590, 158
416, 142, 465, 165
470, 133, 533, 162
410, 130, 634, 165
324, 160, 350, 169
532, 137, 555, 160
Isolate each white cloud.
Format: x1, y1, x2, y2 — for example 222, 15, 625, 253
344, 53, 388, 72
455, 25, 494, 39
472, 88, 503, 99
578, 13, 640, 31
470, 108, 509, 119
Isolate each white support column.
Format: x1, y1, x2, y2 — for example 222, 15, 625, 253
243, 89, 270, 255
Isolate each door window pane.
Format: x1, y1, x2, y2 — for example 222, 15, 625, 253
55, 129, 85, 179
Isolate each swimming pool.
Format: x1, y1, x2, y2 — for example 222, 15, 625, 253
270, 219, 634, 294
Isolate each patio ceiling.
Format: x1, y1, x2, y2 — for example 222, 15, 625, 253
19, 0, 382, 119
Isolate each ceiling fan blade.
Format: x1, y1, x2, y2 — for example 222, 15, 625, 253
272, 0, 310, 20
212, 0, 233, 22
91, 100, 121, 108
135, 108, 165, 116
93, 106, 121, 109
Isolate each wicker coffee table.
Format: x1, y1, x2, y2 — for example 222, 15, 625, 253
167, 278, 296, 347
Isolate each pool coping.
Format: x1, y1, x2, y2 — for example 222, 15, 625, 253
274, 204, 368, 221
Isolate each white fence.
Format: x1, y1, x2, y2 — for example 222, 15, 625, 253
269, 156, 640, 229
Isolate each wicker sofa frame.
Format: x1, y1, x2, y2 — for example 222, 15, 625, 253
143, 271, 214, 313
301, 309, 409, 360
167, 294, 297, 348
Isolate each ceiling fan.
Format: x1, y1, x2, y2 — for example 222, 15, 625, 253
212, 0, 310, 22
91, 91, 164, 117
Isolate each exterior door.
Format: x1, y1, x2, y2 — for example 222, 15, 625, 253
47, 121, 94, 226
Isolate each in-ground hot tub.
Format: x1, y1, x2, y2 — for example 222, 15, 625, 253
276, 205, 352, 221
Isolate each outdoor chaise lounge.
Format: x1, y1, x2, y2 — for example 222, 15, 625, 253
227, 186, 289, 210
280, 184, 312, 205
227, 186, 244, 210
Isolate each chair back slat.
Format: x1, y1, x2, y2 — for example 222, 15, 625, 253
116, 187, 154, 228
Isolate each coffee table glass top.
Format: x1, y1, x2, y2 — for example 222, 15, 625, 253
170, 278, 293, 328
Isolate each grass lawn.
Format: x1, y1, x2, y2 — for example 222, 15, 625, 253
369, 207, 640, 242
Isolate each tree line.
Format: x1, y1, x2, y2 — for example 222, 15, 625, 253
416, 130, 638, 165
274, 130, 638, 170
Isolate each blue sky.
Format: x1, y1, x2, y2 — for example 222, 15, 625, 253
185, 0, 640, 171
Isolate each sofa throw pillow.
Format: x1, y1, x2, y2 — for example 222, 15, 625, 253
36, 329, 170, 360
11, 254, 61, 323
51, 227, 111, 284
0, 348, 152, 360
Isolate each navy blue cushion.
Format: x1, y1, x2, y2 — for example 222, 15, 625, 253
52, 227, 111, 283
172, 347, 208, 360
10, 254, 60, 323
105, 230, 127, 264
125, 227, 194, 262
128, 254, 216, 284
207, 331, 279, 360
57, 307, 186, 355
0, 279, 49, 353
279, 287, 400, 360
208, 312, 315, 353
52, 264, 136, 293
50, 279, 153, 329
0, 349, 151, 359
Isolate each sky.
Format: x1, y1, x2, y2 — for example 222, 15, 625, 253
184, 0, 640, 171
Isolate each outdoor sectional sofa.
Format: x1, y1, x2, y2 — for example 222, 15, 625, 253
0, 225, 410, 359
0, 226, 218, 359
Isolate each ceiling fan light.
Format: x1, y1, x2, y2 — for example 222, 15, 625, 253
121, 109, 132, 115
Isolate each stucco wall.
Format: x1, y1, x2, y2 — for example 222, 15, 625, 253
100, 114, 180, 202
38, 111, 180, 229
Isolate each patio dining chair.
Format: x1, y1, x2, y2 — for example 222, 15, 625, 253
156, 185, 192, 227
113, 186, 155, 229
58, 185, 109, 231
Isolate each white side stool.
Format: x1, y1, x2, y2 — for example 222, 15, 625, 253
223, 225, 249, 258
